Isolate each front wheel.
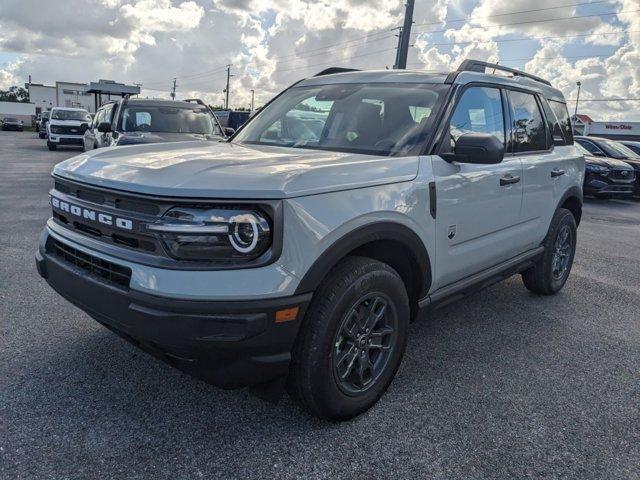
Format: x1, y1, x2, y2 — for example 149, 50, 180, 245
522, 208, 577, 295
288, 256, 409, 421
47, 143, 57, 151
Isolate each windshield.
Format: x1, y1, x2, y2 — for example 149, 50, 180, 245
233, 83, 447, 156
51, 109, 91, 121
598, 138, 640, 159
575, 143, 590, 156
120, 105, 221, 135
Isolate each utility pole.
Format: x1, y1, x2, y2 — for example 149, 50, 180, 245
250, 89, 255, 112
394, 0, 415, 69
574, 81, 582, 117
171, 78, 177, 100
224, 65, 232, 110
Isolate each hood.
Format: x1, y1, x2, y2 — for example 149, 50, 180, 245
52, 141, 419, 199
584, 155, 634, 170
49, 119, 88, 127
115, 131, 221, 146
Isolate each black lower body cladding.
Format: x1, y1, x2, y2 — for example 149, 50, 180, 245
36, 234, 311, 390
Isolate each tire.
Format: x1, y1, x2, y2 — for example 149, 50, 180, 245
288, 256, 410, 420
48, 144, 56, 151
522, 208, 577, 295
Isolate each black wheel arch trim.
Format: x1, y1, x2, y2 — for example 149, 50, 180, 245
294, 221, 432, 298
556, 186, 583, 225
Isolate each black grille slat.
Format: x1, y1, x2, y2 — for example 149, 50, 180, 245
53, 240, 131, 288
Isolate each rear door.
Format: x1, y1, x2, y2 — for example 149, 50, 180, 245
431, 85, 524, 288
511, 90, 574, 248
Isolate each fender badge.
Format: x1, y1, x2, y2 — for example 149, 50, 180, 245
447, 225, 457, 240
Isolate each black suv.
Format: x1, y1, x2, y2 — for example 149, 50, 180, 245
575, 136, 640, 196
83, 98, 228, 151
575, 143, 635, 198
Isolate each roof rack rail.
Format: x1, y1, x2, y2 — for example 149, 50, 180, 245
184, 98, 206, 106
445, 59, 551, 86
314, 67, 360, 77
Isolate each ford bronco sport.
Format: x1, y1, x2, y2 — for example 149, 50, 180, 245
36, 60, 584, 420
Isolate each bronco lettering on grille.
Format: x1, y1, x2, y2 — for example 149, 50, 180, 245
50, 196, 133, 231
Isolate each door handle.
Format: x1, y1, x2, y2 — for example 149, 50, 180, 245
551, 168, 565, 177
500, 174, 521, 186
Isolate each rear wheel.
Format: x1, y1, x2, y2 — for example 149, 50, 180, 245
522, 208, 577, 295
288, 256, 409, 420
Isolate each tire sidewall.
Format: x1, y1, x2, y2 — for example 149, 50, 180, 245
309, 267, 409, 419
545, 210, 577, 292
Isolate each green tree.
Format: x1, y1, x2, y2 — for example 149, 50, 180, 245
0, 86, 29, 103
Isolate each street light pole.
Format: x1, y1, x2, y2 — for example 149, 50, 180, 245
250, 89, 255, 112
574, 81, 582, 117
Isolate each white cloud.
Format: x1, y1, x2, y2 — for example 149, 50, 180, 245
0, 0, 638, 120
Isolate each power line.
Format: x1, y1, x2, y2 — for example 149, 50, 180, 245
411, 8, 640, 37
412, 0, 611, 28
566, 98, 640, 102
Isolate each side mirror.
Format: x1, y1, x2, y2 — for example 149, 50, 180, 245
224, 127, 235, 137
442, 133, 504, 164
591, 150, 605, 157
97, 122, 111, 133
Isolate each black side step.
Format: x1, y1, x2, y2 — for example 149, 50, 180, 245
418, 246, 544, 312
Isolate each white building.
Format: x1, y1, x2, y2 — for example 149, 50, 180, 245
26, 80, 141, 115
26, 84, 56, 116
56, 81, 94, 112
572, 114, 640, 141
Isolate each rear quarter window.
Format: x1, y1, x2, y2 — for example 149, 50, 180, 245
549, 100, 574, 145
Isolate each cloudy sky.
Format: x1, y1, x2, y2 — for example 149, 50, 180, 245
0, 0, 639, 120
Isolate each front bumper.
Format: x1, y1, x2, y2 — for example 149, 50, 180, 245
584, 174, 635, 197
48, 134, 83, 145
36, 230, 312, 389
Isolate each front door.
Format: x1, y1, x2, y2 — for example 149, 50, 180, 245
431, 86, 524, 289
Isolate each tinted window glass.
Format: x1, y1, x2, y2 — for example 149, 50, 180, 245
93, 108, 104, 127
598, 138, 640, 159
508, 91, 547, 152
233, 83, 447, 156
576, 139, 605, 155
549, 100, 573, 144
449, 87, 504, 146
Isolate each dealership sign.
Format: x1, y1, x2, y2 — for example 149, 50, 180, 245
587, 121, 640, 136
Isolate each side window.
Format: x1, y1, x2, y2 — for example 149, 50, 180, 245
508, 90, 548, 152
102, 104, 114, 125
449, 87, 505, 147
577, 139, 605, 156
93, 108, 104, 128
549, 100, 574, 145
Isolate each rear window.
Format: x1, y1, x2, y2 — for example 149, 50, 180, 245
549, 101, 574, 145
508, 90, 548, 152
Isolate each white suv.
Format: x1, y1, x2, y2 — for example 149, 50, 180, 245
47, 107, 92, 150
36, 60, 584, 420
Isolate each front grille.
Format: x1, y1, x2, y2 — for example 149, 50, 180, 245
610, 170, 635, 181
51, 125, 83, 135
53, 239, 132, 288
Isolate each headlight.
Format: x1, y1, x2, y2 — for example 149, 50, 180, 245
146, 206, 272, 262
586, 163, 608, 173
50, 125, 60, 134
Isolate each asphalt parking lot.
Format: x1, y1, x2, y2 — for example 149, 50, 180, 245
1, 130, 639, 479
